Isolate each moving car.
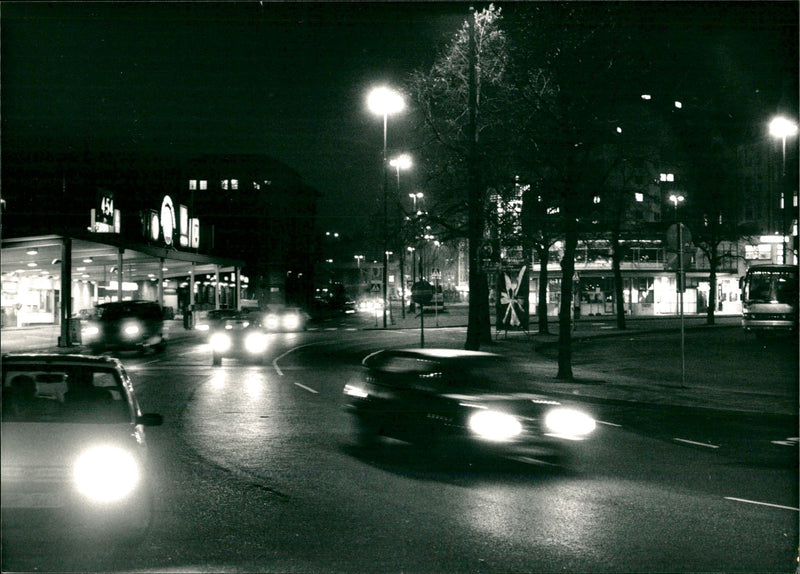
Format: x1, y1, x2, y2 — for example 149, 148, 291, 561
81, 300, 167, 355
208, 310, 269, 365
194, 308, 253, 336
344, 348, 596, 465
262, 305, 310, 332
1, 354, 163, 546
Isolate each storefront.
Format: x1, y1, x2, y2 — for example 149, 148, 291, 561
1, 234, 243, 346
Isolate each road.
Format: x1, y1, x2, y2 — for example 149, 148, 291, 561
2, 319, 797, 572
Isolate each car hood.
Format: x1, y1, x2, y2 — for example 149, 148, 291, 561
1, 422, 139, 468
440, 391, 573, 416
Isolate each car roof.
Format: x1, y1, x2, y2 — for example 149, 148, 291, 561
363, 348, 500, 367
97, 300, 159, 308
2, 353, 123, 368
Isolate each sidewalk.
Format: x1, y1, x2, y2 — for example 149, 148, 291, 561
2, 309, 795, 416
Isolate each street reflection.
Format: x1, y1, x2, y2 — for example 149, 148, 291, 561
457, 482, 602, 552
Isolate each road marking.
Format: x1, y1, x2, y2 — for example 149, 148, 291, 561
272, 342, 333, 376
724, 497, 799, 512
294, 382, 318, 394
771, 436, 799, 446
673, 438, 719, 449
597, 420, 621, 427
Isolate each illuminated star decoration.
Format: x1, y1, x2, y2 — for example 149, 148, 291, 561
501, 266, 527, 327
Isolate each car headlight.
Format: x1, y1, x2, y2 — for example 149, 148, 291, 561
544, 408, 596, 440
82, 325, 100, 337
73, 445, 141, 503
282, 314, 300, 330
245, 332, 268, 353
468, 410, 522, 442
210, 332, 232, 352
265, 314, 280, 330
343, 384, 369, 398
123, 322, 141, 337
195, 324, 210, 331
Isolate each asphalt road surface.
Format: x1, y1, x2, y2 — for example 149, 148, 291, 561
2, 323, 797, 572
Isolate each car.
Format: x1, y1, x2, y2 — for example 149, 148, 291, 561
343, 348, 596, 465
194, 308, 253, 335
208, 310, 269, 365
1, 353, 163, 546
262, 305, 310, 332
81, 300, 167, 355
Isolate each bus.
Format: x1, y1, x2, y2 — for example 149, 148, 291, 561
740, 264, 798, 335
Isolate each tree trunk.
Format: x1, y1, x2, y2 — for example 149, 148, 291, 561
557, 228, 577, 380
611, 229, 626, 329
707, 253, 717, 325
537, 246, 550, 334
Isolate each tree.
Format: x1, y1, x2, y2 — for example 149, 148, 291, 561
407, 4, 514, 350
506, 3, 643, 379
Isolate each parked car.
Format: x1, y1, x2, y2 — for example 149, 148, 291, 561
81, 300, 167, 355
1, 353, 163, 546
262, 305, 310, 332
344, 348, 596, 465
208, 310, 269, 365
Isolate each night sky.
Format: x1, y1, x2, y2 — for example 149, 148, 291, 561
2, 1, 797, 236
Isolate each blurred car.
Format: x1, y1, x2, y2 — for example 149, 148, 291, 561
81, 300, 167, 355
208, 310, 269, 365
343, 349, 596, 465
1, 354, 163, 546
194, 308, 252, 335
262, 305, 310, 332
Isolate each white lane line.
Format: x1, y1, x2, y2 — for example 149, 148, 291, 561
271, 342, 331, 376
674, 437, 720, 449
597, 420, 622, 427
294, 383, 318, 394
724, 497, 799, 512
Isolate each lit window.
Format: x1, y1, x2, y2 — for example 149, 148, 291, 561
231, 179, 238, 190
200, 180, 207, 190
635, 193, 644, 202
221, 179, 228, 190
189, 180, 197, 190
659, 173, 674, 182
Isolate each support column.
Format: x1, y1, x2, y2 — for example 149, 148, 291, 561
117, 248, 124, 302
58, 237, 72, 347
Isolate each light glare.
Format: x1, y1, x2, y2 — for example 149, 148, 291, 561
73, 445, 140, 502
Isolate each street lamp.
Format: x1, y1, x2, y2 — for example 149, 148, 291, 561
368, 86, 405, 327
669, 193, 687, 389
769, 116, 798, 264
409, 191, 424, 213
390, 154, 412, 318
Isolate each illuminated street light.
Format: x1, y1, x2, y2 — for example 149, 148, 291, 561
409, 192, 423, 212
389, 154, 412, 319
769, 116, 798, 263
669, 193, 686, 388
368, 86, 405, 328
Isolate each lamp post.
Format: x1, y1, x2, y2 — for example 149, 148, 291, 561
769, 116, 798, 264
670, 193, 686, 388
409, 192, 424, 213
390, 154, 412, 318
368, 86, 405, 327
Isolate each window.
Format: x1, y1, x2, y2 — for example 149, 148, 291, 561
189, 180, 197, 190
231, 179, 238, 190
199, 180, 207, 190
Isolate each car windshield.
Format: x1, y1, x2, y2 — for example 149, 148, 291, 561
97, 303, 160, 321
1, 365, 131, 424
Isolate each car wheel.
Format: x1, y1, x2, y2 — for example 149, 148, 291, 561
354, 418, 382, 449
212, 354, 222, 366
